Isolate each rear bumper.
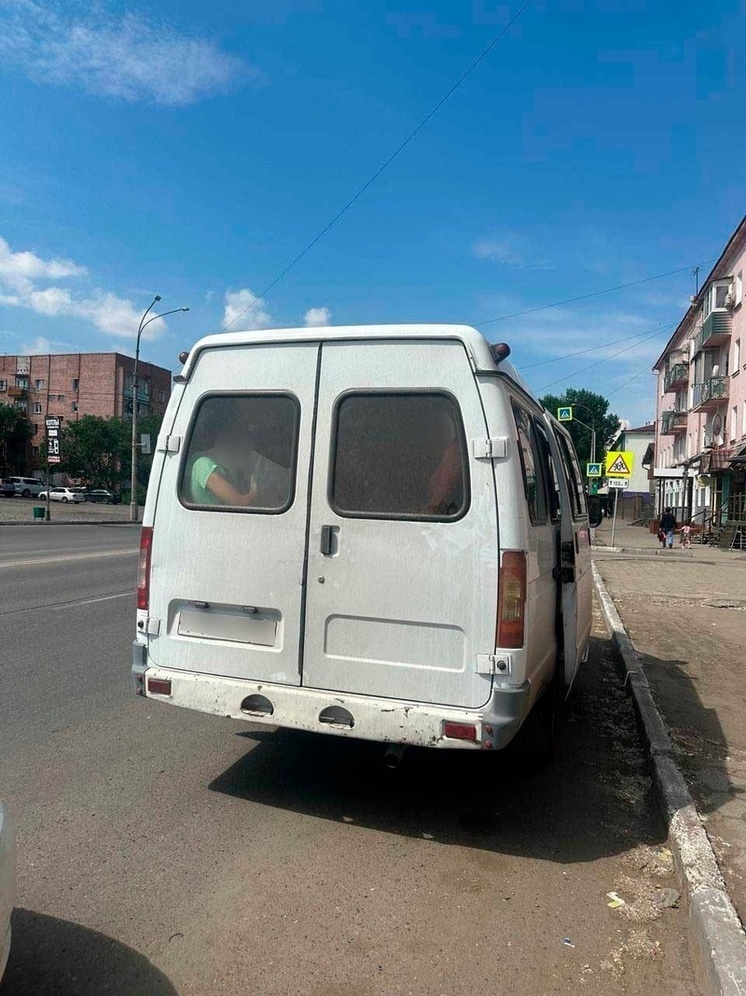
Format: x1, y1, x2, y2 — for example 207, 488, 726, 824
0, 925, 10, 983
132, 644, 531, 750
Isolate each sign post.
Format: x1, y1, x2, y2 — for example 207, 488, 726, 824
45, 415, 62, 522
605, 451, 633, 547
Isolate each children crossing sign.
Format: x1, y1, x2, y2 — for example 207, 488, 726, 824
586, 462, 602, 477
557, 406, 573, 422
605, 450, 634, 477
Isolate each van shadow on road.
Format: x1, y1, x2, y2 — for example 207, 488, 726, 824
3, 910, 177, 996
210, 635, 669, 864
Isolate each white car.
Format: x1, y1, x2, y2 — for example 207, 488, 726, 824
0, 802, 15, 983
38, 487, 85, 503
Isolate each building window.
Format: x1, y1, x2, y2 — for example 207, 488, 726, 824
732, 406, 739, 443
743, 403, 746, 438
737, 272, 743, 307
31, 446, 39, 457
331, 393, 468, 520
71, 402, 78, 413
72, 378, 79, 391
703, 279, 733, 319
34, 378, 44, 390
734, 339, 741, 375
159, 390, 167, 403
33, 402, 42, 414
56, 394, 65, 402
16, 375, 29, 390
0, 380, 6, 391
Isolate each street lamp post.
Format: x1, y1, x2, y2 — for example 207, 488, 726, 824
129, 298, 190, 523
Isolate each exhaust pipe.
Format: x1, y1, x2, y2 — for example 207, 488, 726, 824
383, 743, 407, 769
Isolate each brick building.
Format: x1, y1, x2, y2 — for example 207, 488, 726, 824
653, 215, 746, 541
0, 352, 172, 471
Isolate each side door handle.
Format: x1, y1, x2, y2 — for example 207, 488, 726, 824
320, 525, 335, 556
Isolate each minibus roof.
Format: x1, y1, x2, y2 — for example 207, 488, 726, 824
179, 323, 540, 404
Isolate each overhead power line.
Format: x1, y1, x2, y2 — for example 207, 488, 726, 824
521, 320, 678, 369
476, 258, 718, 327
221, 0, 538, 332
536, 324, 667, 393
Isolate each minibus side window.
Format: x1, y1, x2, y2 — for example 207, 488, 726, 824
512, 403, 548, 525
179, 393, 299, 514
555, 433, 586, 520
330, 392, 468, 521
533, 419, 561, 521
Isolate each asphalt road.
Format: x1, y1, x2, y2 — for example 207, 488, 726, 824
0, 526, 696, 995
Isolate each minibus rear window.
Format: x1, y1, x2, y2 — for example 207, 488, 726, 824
330, 392, 468, 520
179, 393, 299, 514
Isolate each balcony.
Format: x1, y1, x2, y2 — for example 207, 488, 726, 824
661, 410, 688, 434
693, 310, 732, 355
7, 386, 27, 399
692, 376, 729, 412
664, 362, 689, 392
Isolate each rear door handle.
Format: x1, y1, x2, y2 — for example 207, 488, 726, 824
320, 525, 334, 556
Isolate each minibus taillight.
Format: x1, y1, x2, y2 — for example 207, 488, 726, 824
137, 526, 153, 611
497, 550, 527, 649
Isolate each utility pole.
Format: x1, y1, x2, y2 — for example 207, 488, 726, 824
129, 298, 190, 523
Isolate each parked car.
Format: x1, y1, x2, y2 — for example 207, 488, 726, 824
0, 479, 16, 499
84, 489, 122, 505
38, 486, 85, 503
8, 476, 44, 497
0, 802, 15, 984
134, 323, 602, 758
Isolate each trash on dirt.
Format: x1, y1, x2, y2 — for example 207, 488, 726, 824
606, 891, 626, 909
563, 937, 575, 948
651, 887, 680, 910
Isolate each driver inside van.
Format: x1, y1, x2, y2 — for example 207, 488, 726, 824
188, 399, 291, 509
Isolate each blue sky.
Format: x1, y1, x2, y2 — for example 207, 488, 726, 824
0, 0, 743, 425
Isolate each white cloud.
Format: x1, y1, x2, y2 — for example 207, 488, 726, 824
0, 1, 258, 106
18, 335, 63, 356
223, 288, 273, 330
0, 235, 86, 291
303, 306, 331, 327
473, 234, 555, 271
0, 233, 167, 339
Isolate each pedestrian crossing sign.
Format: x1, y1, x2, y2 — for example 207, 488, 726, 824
586, 462, 602, 477
557, 406, 573, 422
605, 450, 634, 477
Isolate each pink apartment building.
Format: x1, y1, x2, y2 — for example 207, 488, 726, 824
653, 216, 746, 541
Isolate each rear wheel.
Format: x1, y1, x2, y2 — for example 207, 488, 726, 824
22, 489, 30, 497
61, 497, 68, 503
513, 666, 563, 760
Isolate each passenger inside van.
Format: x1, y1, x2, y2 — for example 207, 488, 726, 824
185, 396, 294, 510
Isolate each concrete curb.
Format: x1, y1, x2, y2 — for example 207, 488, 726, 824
592, 564, 746, 996
0, 520, 137, 527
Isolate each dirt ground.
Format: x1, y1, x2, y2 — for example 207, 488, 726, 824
595, 547, 746, 927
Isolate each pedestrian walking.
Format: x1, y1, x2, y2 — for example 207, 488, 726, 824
660, 508, 677, 549
680, 521, 692, 549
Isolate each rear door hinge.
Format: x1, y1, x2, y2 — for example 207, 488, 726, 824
472, 437, 508, 460
157, 433, 181, 454
476, 653, 511, 675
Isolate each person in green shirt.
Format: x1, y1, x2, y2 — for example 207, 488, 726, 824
188, 400, 291, 509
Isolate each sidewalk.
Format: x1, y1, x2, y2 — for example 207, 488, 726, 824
593, 519, 746, 927
0, 500, 133, 525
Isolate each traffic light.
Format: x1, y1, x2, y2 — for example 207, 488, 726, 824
589, 479, 600, 495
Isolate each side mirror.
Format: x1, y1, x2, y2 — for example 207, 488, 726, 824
587, 495, 603, 528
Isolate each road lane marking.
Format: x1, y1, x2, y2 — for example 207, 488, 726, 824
0, 548, 137, 569
54, 591, 135, 610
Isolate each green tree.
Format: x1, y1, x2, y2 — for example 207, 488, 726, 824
539, 388, 621, 467
0, 404, 34, 474
60, 415, 130, 489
